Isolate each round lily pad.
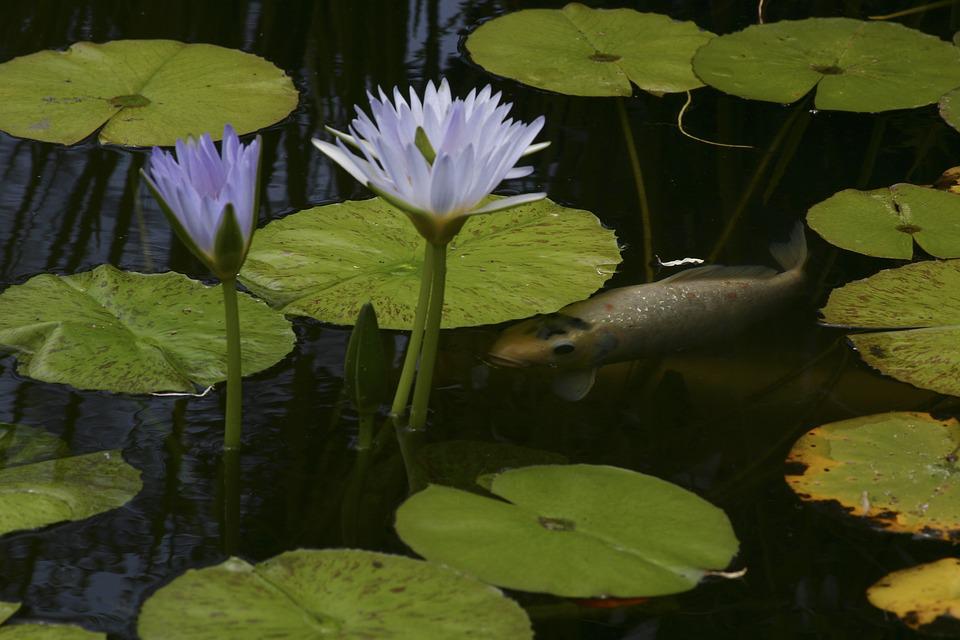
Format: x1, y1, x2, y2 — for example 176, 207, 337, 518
238, 197, 620, 329
820, 260, 960, 396
0, 264, 295, 394
807, 184, 960, 259
0, 40, 298, 146
466, 3, 714, 97
868, 558, 960, 635
395, 464, 739, 598
692, 18, 960, 112
138, 549, 531, 639
786, 412, 960, 541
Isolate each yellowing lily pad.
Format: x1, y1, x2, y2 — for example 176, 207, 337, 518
395, 464, 739, 598
820, 260, 960, 396
807, 184, 960, 259
868, 558, 960, 635
238, 197, 621, 329
0, 40, 298, 146
786, 412, 960, 541
692, 18, 960, 112
138, 550, 531, 639
466, 3, 714, 97
0, 265, 295, 394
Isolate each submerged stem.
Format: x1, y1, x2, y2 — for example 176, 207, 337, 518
408, 243, 447, 431
390, 241, 435, 420
222, 278, 243, 451
616, 97, 654, 283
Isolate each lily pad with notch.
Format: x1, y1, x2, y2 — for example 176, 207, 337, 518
417, 440, 568, 492
395, 464, 739, 598
868, 558, 960, 635
0, 602, 105, 638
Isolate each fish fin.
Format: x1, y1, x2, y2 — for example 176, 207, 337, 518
551, 368, 596, 401
769, 222, 807, 272
659, 264, 776, 283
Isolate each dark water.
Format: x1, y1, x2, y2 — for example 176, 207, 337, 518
1, 1, 959, 638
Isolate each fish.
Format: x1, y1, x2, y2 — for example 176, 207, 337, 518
486, 224, 808, 401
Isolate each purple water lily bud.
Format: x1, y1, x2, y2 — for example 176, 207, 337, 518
313, 79, 549, 245
143, 124, 261, 279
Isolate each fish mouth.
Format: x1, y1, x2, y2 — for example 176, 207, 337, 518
483, 353, 530, 368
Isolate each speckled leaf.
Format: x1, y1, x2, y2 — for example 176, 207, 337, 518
239, 197, 620, 329
395, 464, 739, 598
0, 39, 298, 146
466, 3, 714, 97
138, 550, 531, 640
0, 265, 295, 393
807, 184, 960, 259
940, 87, 960, 134
417, 440, 568, 492
868, 558, 960, 635
692, 18, 960, 112
786, 412, 960, 541
820, 260, 960, 395
0, 423, 68, 467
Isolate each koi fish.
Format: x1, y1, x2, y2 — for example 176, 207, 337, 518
486, 224, 807, 400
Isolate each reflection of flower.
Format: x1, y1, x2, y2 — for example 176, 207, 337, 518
314, 79, 548, 244
143, 124, 261, 279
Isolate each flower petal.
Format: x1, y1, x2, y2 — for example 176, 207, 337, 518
312, 138, 372, 185
469, 192, 546, 216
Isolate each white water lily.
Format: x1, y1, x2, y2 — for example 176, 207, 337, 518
313, 79, 548, 244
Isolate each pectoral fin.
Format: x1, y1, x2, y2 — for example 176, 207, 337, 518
551, 368, 597, 401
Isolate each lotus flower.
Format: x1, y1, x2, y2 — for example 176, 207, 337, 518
313, 79, 548, 244
143, 124, 261, 280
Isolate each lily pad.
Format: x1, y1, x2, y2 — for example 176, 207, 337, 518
0, 40, 298, 146
0, 423, 68, 467
0, 265, 295, 394
395, 464, 739, 597
941, 88, 960, 134
868, 558, 960, 635
417, 440, 568, 492
239, 197, 620, 329
820, 260, 960, 396
786, 412, 960, 541
0, 603, 106, 638
138, 549, 531, 639
807, 184, 960, 259
0, 604, 16, 625
692, 18, 960, 112
466, 3, 714, 97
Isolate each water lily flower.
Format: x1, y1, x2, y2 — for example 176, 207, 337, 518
143, 124, 261, 280
313, 79, 548, 245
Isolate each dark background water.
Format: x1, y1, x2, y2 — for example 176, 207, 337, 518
1, 0, 959, 638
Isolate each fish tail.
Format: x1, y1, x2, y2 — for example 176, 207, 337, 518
769, 222, 807, 272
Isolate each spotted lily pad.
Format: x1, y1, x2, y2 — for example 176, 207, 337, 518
786, 412, 960, 541
466, 3, 714, 97
868, 558, 960, 635
238, 197, 620, 329
395, 464, 739, 597
820, 260, 960, 396
0, 40, 298, 146
692, 18, 960, 112
0, 265, 295, 393
138, 549, 531, 639
807, 184, 960, 259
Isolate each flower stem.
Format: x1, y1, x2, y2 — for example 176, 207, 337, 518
221, 277, 243, 451
389, 241, 435, 420
616, 97, 653, 283
408, 243, 447, 432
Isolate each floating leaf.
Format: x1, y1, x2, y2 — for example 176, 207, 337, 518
0, 423, 68, 467
239, 197, 620, 329
0, 604, 16, 625
820, 260, 960, 396
0, 624, 105, 639
786, 412, 960, 541
0, 40, 298, 146
417, 440, 568, 492
0, 265, 295, 393
395, 464, 738, 597
692, 18, 960, 112
807, 184, 960, 259
941, 88, 960, 135
138, 549, 531, 639
868, 558, 960, 635
466, 3, 714, 97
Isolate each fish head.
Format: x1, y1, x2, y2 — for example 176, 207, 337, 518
487, 313, 602, 369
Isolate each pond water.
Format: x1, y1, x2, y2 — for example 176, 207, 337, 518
0, 0, 959, 638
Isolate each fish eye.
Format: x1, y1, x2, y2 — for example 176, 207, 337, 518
553, 343, 575, 355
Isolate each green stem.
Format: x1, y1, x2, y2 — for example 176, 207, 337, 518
222, 278, 243, 451
616, 97, 654, 283
390, 241, 435, 420
408, 243, 447, 431
222, 447, 240, 555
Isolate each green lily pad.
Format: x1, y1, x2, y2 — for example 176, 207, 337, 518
807, 184, 960, 259
868, 558, 960, 635
417, 440, 568, 492
0, 604, 16, 625
395, 464, 739, 598
786, 412, 960, 541
138, 549, 531, 639
692, 18, 960, 112
239, 197, 620, 329
820, 260, 960, 396
940, 87, 960, 134
466, 3, 714, 97
0, 265, 295, 394
0, 39, 298, 146
0, 603, 106, 639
